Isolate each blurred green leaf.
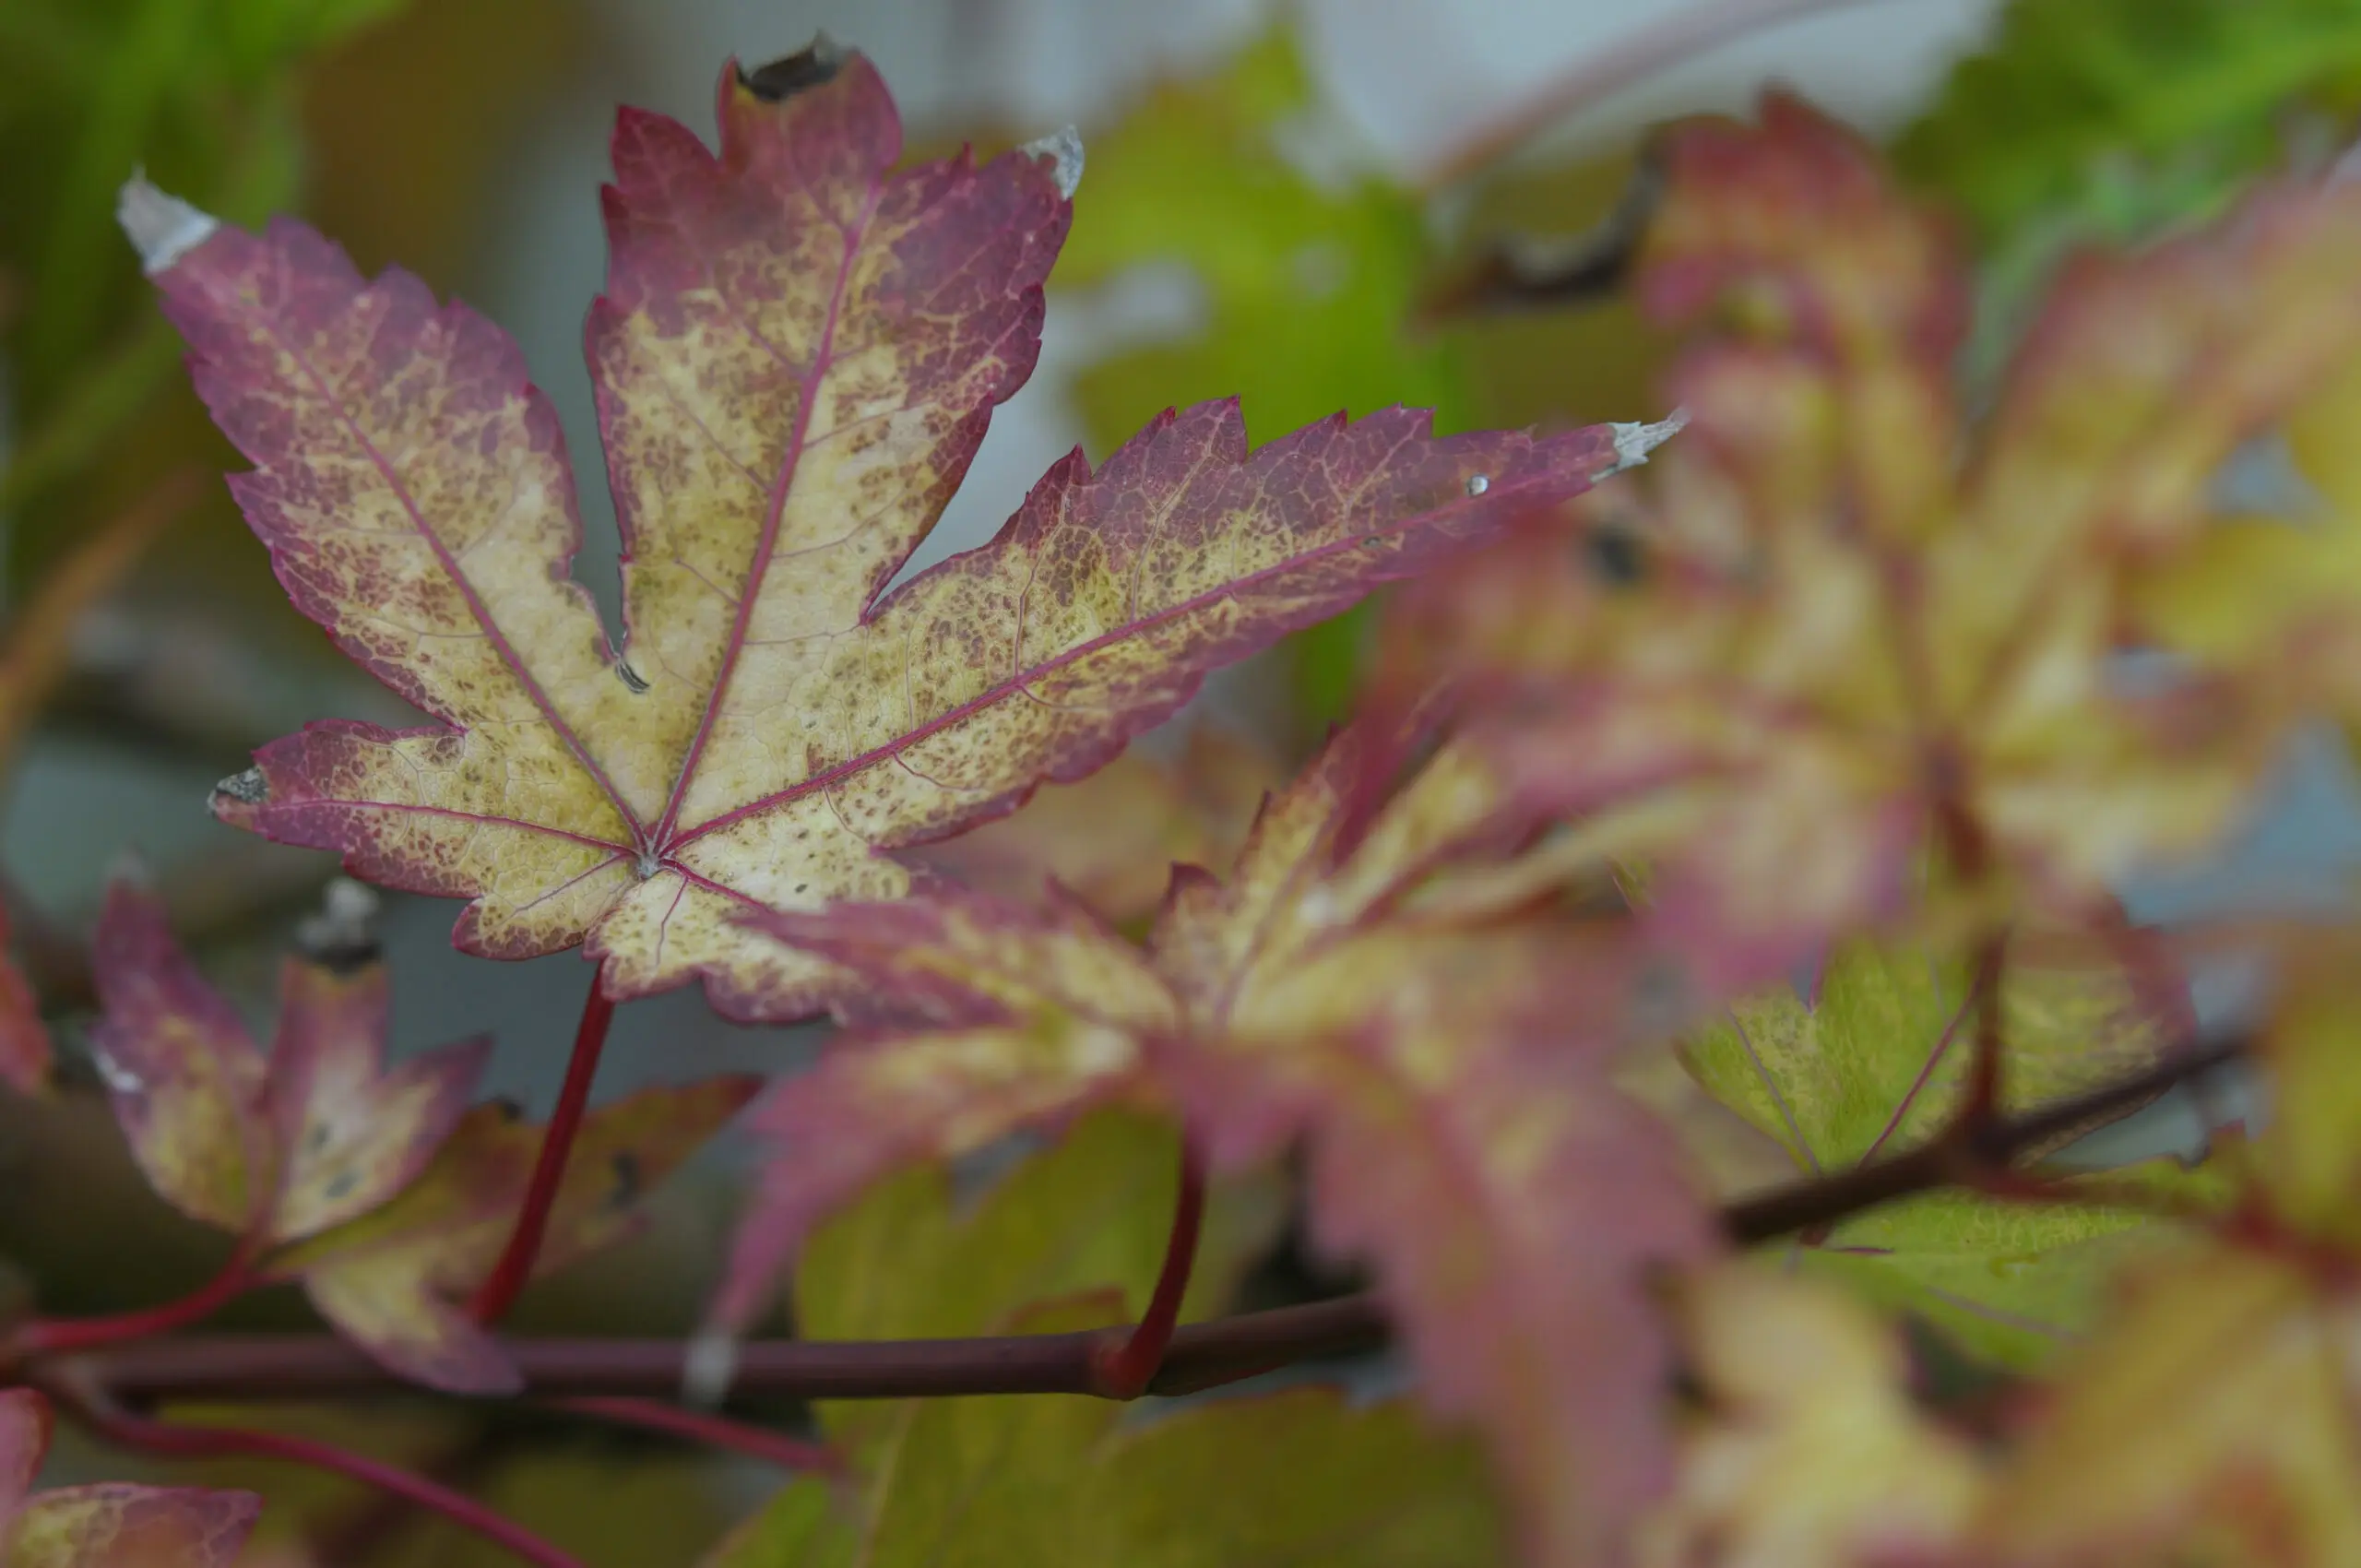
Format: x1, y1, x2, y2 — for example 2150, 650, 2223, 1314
706, 1365, 1504, 1568
1894, 0, 2361, 250
2, 0, 405, 540
715, 1112, 1501, 1568
1893, 0, 2361, 394
795, 1108, 1283, 1349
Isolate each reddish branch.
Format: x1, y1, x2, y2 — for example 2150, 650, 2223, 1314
24, 1034, 2241, 1411
11, 1240, 256, 1356
469, 978, 618, 1323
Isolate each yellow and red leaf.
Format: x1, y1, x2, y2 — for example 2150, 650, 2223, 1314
89, 880, 273, 1232
136, 46, 1623, 1020
731, 721, 1717, 1559
1387, 92, 2361, 993
0, 1391, 258, 1568
263, 956, 489, 1244
264, 1075, 758, 1394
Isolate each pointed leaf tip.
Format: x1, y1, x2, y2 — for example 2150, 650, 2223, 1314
1022, 124, 1086, 199
1601, 409, 1688, 478
212, 767, 267, 806
116, 173, 217, 275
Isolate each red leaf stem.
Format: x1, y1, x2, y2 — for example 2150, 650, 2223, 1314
469, 978, 617, 1324
1087, 1137, 1206, 1399
11, 1240, 257, 1357
543, 1396, 841, 1472
70, 1401, 586, 1568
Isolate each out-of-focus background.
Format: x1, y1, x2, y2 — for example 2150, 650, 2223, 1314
9, 0, 2361, 1558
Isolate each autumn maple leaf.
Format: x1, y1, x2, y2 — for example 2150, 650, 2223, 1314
1633, 1264, 1983, 1568
717, 721, 1718, 1564
84, 879, 755, 1391
89, 878, 486, 1245
1382, 92, 2361, 993
0, 1389, 258, 1567
122, 40, 1636, 1020
905, 726, 1279, 925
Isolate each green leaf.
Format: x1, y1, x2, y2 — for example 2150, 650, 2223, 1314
791, 1108, 1284, 1453
1893, 0, 2361, 251
706, 1110, 1501, 1567
1803, 1170, 2223, 1370
793, 1109, 1283, 1348
1, 0, 400, 496
708, 1335, 1503, 1568
1679, 936, 2215, 1367
1053, 26, 1472, 728
1893, 0, 2361, 392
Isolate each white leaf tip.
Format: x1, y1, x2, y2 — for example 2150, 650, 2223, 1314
1022, 124, 1085, 200
117, 171, 219, 276
1599, 408, 1688, 478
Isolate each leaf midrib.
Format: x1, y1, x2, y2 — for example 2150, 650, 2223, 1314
648, 178, 888, 849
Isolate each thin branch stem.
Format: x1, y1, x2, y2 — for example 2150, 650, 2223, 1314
58, 1398, 586, 1568
1089, 1136, 1206, 1398
545, 1396, 841, 1472
1414, 0, 1900, 190
1722, 1034, 2246, 1245
11, 1241, 255, 1357
1965, 931, 2008, 1120
33, 1034, 2241, 1409
469, 977, 617, 1324
303, 1423, 515, 1568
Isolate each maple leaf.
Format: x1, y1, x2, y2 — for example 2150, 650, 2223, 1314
90, 877, 487, 1242
713, 721, 1552, 1327
902, 726, 1278, 925
1380, 92, 2361, 994
262, 1074, 757, 1393
1978, 1240, 2361, 1565
1634, 1263, 1983, 1567
1050, 24, 1477, 724
126, 42, 1624, 1021
0, 1388, 259, 1568
706, 1109, 1497, 1567
724, 721, 1718, 1564
1964, 943, 2361, 1564
1679, 932, 2220, 1367
86, 877, 754, 1392
2126, 350, 2361, 753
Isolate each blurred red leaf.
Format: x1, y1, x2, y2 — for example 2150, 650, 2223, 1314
0, 1390, 258, 1568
